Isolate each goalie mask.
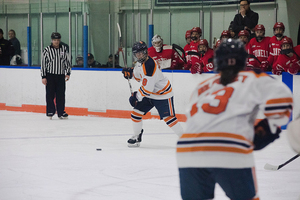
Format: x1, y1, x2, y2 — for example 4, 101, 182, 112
152, 34, 163, 52
132, 41, 148, 63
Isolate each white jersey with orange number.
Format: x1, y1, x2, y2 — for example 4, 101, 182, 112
133, 56, 174, 101
177, 71, 293, 169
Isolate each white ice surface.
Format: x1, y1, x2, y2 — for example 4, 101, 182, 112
0, 110, 299, 200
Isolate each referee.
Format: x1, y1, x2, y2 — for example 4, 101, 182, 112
41, 32, 71, 119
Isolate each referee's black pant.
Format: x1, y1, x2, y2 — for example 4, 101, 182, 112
45, 74, 66, 117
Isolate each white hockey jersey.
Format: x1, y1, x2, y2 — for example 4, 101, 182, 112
133, 56, 174, 101
177, 71, 293, 169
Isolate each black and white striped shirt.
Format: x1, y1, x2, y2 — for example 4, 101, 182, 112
41, 44, 71, 78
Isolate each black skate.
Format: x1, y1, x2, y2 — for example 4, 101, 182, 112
47, 113, 54, 120
58, 112, 68, 119
127, 129, 143, 147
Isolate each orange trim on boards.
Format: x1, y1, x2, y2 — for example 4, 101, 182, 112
0, 103, 187, 122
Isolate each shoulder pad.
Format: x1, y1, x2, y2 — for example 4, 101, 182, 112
143, 57, 156, 76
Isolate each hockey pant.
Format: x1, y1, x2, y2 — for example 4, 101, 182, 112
131, 97, 183, 137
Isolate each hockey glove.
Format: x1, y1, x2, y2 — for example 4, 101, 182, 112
260, 61, 269, 71
122, 67, 133, 79
129, 91, 138, 107
253, 118, 281, 150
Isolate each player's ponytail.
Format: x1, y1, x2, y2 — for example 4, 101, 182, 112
220, 68, 240, 86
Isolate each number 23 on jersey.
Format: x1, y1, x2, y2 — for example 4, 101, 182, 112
190, 87, 234, 116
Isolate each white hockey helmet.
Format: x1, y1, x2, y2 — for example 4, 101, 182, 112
151, 34, 163, 52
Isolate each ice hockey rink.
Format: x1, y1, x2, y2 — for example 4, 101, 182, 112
0, 110, 299, 200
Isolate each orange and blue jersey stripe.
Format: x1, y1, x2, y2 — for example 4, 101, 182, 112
177, 132, 253, 154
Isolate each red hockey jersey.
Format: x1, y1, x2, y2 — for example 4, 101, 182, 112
248, 37, 270, 68
272, 53, 300, 75
267, 36, 286, 67
148, 44, 184, 70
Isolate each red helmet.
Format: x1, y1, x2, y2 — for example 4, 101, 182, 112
273, 22, 285, 31
254, 24, 265, 32
281, 37, 293, 48
198, 39, 208, 48
215, 40, 222, 48
238, 30, 250, 37
185, 30, 191, 39
191, 27, 202, 35
221, 30, 230, 37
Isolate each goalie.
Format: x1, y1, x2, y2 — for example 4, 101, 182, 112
148, 34, 185, 70
176, 39, 293, 200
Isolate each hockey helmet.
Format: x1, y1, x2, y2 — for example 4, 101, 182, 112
185, 30, 191, 39
151, 34, 163, 52
51, 32, 61, 39
254, 24, 265, 32
238, 30, 250, 37
280, 37, 293, 48
132, 41, 148, 63
198, 39, 209, 48
221, 30, 230, 38
191, 27, 202, 35
215, 39, 222, 48
273, 22, 285, 31
214, 38, 247, 72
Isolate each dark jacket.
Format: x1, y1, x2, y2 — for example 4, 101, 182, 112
232, 9, 259, 37
9, 37, 21, 55
0, 37, 14, 65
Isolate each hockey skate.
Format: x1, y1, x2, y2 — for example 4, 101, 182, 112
58, 112, 68, 119
127, 129, 143, 147
47, 113, 54, 120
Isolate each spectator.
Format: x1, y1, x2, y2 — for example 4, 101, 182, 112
184, 30, 192, 70
177, 38, 293, 200
248, 24, 271, 71
185, 27, 202, 71
41, 32, 71, 119
228, 21, 237, 39
102, 54, 122, 68
148, 34, 184, 69
73, 55, 83, 68
272, 37, 300, 75
87, 53, 101, 68
8, 29, 21, 56
191, 39, 214, 74
0, 28, 14, 65
220, 30, 231, 40
232, 0, 259, 39
262, 22, 287, 69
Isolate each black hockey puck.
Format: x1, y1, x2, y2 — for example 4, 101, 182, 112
96, 148, 102, 151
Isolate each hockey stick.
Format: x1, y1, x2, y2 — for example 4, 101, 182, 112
172, 43, 186, 63
264, 154, 299, 171
248, 54, 261, 64
117, 22, 133, 94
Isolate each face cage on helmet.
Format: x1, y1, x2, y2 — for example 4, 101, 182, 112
134, 49, 148, 63
153, 40, 163, 52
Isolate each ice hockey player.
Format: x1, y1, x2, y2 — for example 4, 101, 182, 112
177, 38, 293, 200
122, 41, 183, 147
272, 37, 300, 75
190, 39, 214, 74
148, 34, 184, 69
220, 30, 231, 40
261, 22, 287, 70
238, 30, 252, 69
248, 24, 271, 70
185, 27, 202, 71
184, 30, 192, 69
